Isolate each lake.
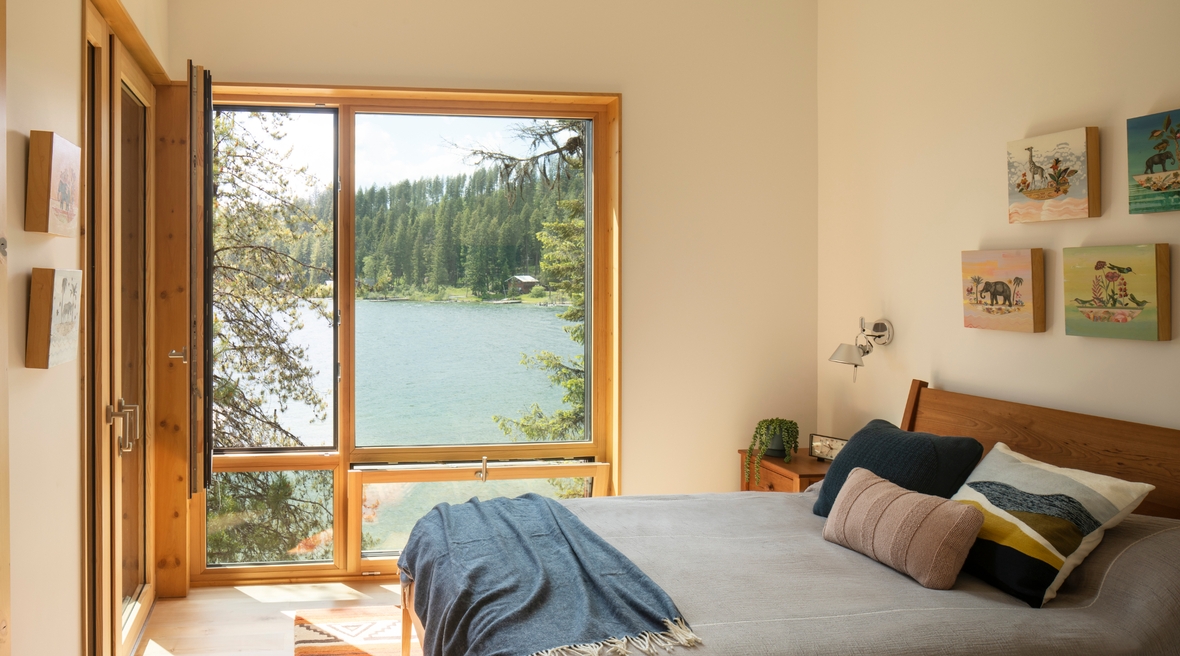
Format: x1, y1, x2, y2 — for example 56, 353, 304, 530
277, 300, 584, 447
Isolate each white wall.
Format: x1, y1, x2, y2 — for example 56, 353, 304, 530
817, 1, 1180, 438
123, 0, 169, 68
168, 0, 820, 494
6, 0, 83, 653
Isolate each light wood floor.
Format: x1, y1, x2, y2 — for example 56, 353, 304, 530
133, 581, 403, 655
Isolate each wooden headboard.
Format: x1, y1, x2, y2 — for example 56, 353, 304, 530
900, 379, 1180, 520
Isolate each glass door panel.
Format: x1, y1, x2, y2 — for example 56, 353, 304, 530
202, 106, 339, 572
117, 83, 148, 628
209, 108, 338, 450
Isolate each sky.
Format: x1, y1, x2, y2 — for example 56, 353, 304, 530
231, 110, 559, 195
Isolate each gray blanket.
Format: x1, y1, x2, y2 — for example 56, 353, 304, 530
398, 493, 701, 656
563, 488, 1180, 656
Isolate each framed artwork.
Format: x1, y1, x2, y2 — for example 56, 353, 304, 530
24, 131, 81, 237
1127, 110, 1180, 214
809, 434, 847, 462
962, 248, 1046, 333
1007, 127, 1100, 223
26, 268, 83, 368
1064, 245, 1171, 341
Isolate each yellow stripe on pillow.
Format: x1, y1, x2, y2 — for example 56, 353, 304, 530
957, 499, 1064, 570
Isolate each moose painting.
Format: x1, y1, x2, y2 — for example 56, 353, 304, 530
1007, 128, 1100, 223
962, 249, 1045, 333
1127, 110, 1180, 214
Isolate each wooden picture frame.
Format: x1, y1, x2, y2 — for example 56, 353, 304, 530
26, 267, 83, 368
25, 130, 82, 237
1127, 110, 1180, 214
1063, 244, 1171, 341
1007, 127, 1100, 223
962, 248, 1046, 333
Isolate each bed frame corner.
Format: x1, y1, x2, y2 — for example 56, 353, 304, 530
901, 379, 929, 431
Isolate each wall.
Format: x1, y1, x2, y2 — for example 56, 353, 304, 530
121, 0, 168, 68
6, 0, 83, 653
818, 1, 1180, 438
0, 1, 10, 650
168, 0, 820, 494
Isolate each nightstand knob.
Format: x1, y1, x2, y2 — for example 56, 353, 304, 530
767, 483, 775, 491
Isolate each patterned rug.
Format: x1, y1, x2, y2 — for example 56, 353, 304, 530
294, 605, 421, 655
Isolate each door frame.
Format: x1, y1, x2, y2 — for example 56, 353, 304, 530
110, 37, 157, 656
85, 3, 159, 654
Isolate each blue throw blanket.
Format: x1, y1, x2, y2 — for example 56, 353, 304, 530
398, 493, 701, 656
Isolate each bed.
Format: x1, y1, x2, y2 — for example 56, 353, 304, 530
399, 380, 1180, 655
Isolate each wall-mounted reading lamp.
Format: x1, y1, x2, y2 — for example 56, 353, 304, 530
829, 317, 894, 382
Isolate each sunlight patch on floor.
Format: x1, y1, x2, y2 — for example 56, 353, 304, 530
142, 640, 174, 656
234, 583, 371, 603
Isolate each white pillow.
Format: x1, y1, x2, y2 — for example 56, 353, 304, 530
950, 443, 1154, 607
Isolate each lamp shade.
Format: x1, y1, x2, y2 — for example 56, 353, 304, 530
829, 343, 864, 367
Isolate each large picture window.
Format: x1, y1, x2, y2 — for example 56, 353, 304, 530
194, 88, 620, 582
352, 114, 590, 448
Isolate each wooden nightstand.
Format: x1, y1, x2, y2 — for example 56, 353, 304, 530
738, 449, 831, 493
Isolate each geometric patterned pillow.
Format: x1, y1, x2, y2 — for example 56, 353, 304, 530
950, 443, 1155, 608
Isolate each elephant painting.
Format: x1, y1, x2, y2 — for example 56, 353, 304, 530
1144, 151, 1175, 174
980, 280, 1013, 307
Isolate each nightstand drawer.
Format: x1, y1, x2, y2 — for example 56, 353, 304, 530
739, 449, 830, 493
749, 466, 798, 493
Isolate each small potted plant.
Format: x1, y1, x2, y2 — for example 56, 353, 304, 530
744, 418, 799, 485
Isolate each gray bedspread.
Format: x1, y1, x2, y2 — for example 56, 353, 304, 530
562, 488, 1180, 656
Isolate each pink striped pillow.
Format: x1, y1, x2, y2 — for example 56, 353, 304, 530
823, 467, 984, 589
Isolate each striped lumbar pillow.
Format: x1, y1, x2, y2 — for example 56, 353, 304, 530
951, 443, 1155, 607
823, 467, 985, 589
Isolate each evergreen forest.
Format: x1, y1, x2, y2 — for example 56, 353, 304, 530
289, 166, 585, 299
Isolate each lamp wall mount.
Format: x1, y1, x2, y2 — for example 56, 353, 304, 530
828, 317, 894, 382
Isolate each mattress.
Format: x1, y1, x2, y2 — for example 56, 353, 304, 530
562, 488, 1180, 656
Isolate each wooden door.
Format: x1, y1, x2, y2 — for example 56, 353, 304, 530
109, 39, 157, 656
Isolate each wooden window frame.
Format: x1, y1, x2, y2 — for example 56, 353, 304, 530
189, 85, 621, 586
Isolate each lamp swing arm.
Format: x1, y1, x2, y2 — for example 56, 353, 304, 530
828, 317, 894, 381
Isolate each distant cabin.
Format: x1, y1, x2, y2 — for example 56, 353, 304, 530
507, 274, 539, 294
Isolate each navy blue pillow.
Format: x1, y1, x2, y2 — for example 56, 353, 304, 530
813, 419, 983, 517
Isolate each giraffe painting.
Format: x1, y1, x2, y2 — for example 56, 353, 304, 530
1007, 127, 1100, 223
1024, 147, 1046, 189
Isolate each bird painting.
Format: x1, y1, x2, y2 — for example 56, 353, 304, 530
1064, 245, 1170, 341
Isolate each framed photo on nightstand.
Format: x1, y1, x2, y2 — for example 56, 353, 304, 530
809, 434, 847, 462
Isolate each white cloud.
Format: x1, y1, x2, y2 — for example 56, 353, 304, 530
225, 110, 568, 194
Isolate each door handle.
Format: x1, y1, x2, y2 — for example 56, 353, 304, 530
168, 347, 188, 364
124, 400, 140, 452
106, 398, 140, 454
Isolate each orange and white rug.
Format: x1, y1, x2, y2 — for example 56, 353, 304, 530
294, 605, 421, 655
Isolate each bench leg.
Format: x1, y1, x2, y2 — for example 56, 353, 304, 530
402, 582, 412, 656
